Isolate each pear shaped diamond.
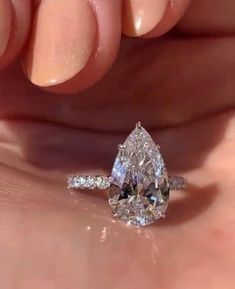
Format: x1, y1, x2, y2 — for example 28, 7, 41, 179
109, 122, 169, 226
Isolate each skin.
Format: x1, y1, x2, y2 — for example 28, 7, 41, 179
0, 0, 235, 289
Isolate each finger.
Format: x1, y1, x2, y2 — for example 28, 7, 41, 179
122, 0, 169, 37
177, 0, 235, 35
0, 0, 11, 59
122, 0, 191, 38
0, 35, 234, 131
0, 0, 31, 69
22, 0, 122, 93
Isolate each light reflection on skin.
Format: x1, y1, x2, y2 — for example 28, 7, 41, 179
84, 217, 161, 264
86, 226, 91, 231
100, 226, 109, 242
144, 230, 160, 265
70, 188, 162, 265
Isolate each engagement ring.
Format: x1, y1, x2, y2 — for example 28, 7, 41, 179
68, 122, 187, 226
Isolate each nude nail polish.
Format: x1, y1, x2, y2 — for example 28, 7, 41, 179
122, 0, 169, 36
24, 0, 96, 87
0, 0, 11, 57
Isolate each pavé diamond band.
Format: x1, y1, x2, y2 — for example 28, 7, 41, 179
67, 122, 188, 227
68, 175, 187, 191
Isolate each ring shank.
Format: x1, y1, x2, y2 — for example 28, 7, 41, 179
68, 175, 187, 190
168, 176, 187, 190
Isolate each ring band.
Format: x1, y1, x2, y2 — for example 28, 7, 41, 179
68, 175, 187, 191
67, 122, 187, 227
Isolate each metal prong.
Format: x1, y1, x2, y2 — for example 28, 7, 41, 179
156, 144, 161, 149
112, 212, 118, 218
161, 213, 166, 219
136, 121, 142, 129
118, 144, 126, 150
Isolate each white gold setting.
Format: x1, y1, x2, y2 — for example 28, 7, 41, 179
68, 122, 187, 227
68, 175, 186, 191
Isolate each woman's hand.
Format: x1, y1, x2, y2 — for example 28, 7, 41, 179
0, 0, 234, 288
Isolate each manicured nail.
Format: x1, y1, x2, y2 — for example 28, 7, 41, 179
0, 0, 11, 57
122, 0, 168, 36
24, 0, 96, 87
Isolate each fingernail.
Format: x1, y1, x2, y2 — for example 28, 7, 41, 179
24, 0, 96, 87
122, 0, 168, 36
0, 0, 11, 57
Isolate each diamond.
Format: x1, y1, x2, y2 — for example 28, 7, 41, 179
85, 176, 95, 189
97, 176, 110, 190
77, 176, 86, 188
96, 176, 103, 188
68, 176, 75, 189
109, 123, 169, 226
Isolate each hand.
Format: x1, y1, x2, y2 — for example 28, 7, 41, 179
0, 1, 234, 288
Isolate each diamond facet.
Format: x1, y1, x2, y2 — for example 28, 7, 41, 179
109, 123, 169, 226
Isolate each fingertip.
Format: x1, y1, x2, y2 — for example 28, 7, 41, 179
23, 0, 97, 88
0, 0, 31, 69
22, 0, 122, 94
122, 0, 168, 37
122, 0, 192, 38
144, 0, 192, 38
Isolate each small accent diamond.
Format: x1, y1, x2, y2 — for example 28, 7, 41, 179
77, 176, 86, 188
85, 176, 95, 189
97, 176, 110, 190
96, 176, 103, 188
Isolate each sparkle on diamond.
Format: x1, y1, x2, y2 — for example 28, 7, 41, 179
109, 123, 169, 226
